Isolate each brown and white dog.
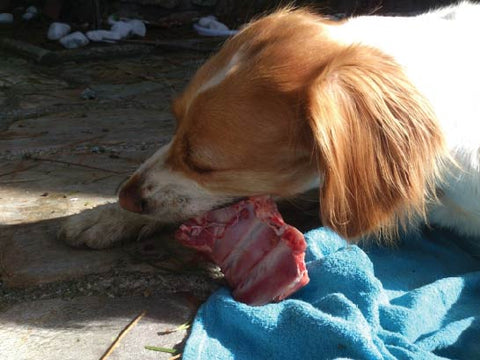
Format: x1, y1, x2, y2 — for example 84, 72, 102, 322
60, 2, 480, 249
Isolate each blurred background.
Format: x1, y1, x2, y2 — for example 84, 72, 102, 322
0, 0, 461, 52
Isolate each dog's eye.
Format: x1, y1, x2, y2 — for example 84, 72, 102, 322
184, 151, 215, 174
184, 139, 215, 174
186, 158, 215, 174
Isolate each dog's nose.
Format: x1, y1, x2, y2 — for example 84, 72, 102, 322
118, 175, 145, 213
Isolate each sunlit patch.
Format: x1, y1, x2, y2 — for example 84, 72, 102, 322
0, 186, 116, 225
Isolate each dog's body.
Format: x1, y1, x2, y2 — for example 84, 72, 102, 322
61, 2, 480, 249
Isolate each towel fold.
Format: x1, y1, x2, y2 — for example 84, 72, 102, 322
183, 227, 480, 359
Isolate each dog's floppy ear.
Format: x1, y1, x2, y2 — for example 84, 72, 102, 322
306, 46, 446, 240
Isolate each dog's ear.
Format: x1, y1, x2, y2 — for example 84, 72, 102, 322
306, 46, 446, 240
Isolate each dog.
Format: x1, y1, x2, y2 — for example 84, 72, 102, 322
60, 2, 480, 250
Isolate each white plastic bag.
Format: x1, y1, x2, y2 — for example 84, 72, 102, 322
47, 22, 71, 40
127, 19, 146, 37
59, 31, 89, 49
22, 6, 38, 21
86, 29, 122, 42
0, 13, 13, 24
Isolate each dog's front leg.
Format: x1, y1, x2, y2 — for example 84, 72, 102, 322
58, 202, 160, 249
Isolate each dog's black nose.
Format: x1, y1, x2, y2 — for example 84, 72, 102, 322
118, 174, 145, 213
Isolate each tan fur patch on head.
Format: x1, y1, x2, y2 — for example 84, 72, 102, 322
167, 9, 339, 197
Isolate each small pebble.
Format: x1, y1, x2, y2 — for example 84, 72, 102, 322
80, 87, 96, 100
91, 146, 106, 153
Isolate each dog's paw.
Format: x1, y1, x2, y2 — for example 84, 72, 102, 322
58, 202, 155, 249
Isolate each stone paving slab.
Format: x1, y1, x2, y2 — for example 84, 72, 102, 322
0, 106, 177, 228
0, 51, 204, 131
0, 294, 198, 360
1, 218, 124, 287
1, 108, 174, 162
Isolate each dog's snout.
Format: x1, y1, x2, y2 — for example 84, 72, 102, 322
119, 175, 145, 213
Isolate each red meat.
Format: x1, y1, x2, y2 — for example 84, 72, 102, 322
175, 196, 309, 306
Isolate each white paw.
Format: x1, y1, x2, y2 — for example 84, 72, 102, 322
58, 203, 156, 249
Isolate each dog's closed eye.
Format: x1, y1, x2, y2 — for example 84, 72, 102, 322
182, 138, 216, 174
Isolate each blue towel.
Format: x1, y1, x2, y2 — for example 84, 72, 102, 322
183, 227, 480, 359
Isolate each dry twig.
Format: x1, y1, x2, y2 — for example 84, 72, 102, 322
100, 310, 147, 359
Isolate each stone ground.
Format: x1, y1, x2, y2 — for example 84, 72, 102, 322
0, 46, 224, 359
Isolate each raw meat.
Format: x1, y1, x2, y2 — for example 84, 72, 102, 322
175, 196, 309, 306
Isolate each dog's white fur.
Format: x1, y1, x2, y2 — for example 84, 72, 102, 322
128, 139, 236, 221
60, 2, 480, 249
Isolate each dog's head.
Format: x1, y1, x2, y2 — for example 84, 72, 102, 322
119, 9, 447, 240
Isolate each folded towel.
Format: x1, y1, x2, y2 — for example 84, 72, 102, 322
183, 227, 480, 359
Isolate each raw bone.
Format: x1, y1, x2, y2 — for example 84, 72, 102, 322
175, 196, 309, 306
